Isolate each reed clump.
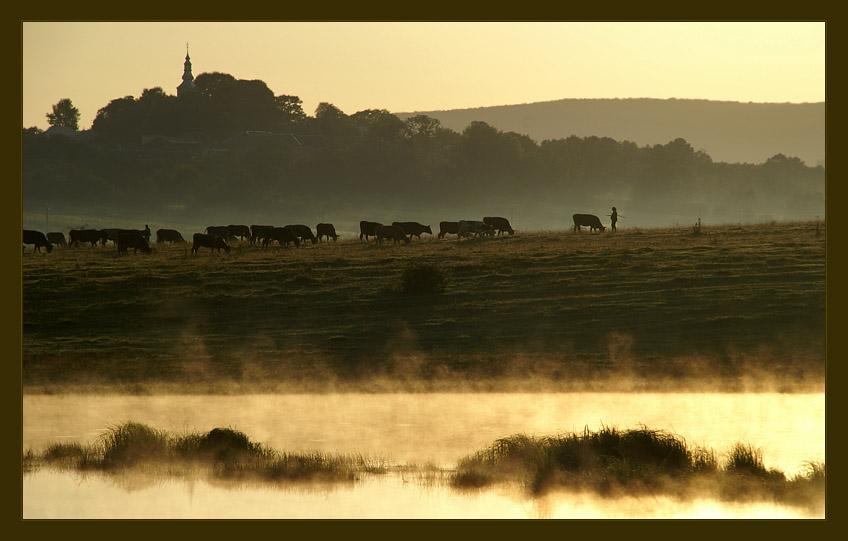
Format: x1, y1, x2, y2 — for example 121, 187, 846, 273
450, 426, 824, 510
27, 422, 385, 484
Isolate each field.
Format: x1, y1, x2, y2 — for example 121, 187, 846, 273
22, 221, 826, 394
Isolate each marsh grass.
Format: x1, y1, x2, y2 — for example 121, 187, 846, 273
451, 426, 824, 511
26, 422, 389, 485
24, 422, 824, 512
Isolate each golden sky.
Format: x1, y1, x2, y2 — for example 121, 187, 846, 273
22, 21, 825, 131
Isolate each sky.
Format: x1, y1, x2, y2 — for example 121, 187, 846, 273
22, 21, 826, 131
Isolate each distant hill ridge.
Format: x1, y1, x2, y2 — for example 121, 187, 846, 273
395, 98, 824, 166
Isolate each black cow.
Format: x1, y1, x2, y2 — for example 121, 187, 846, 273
359, 221, 382, 242
192, 233, 230, 254
69, 229, 107, 247
46, 232, 66, 246
438, 221, 460, 239
228, 224, 250, 241
117, 232, 152, 254
392, 221, 433, 240
206, 226, 230, 240
316, 223, 338, 242
156, 228, 185, 243
458, 220, 495, 239
250, 225, 275, 246
483, 216, 515, 236
285, 224, 317, 245
573, 214, 606, 233
23, 230, 53, 253
105, 226, 151, 244
376, 224, 410, 245
263, 226, 300, 248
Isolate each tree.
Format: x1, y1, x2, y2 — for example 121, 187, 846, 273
275, 95, 306, 125
46, 98, 80, 130
404, 115, 441, 139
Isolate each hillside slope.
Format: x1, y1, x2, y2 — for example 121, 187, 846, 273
395, 98, 825, 166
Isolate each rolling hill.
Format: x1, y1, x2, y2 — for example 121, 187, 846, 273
395, 98, 825, 166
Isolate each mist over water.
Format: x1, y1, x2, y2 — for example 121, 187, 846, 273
23, 391, 824, 519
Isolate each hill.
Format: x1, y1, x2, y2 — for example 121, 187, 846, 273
394, 98, 825, 166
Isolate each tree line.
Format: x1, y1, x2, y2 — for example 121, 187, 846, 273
23, 72, 825, 229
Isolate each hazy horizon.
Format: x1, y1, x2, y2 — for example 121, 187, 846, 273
22, 22, 825, 131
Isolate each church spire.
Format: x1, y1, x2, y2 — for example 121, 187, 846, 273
177, 43, 197, 97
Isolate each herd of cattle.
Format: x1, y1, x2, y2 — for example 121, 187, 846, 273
22, 213, 610, 255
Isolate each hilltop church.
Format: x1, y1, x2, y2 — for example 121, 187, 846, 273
177, 45, 197, 97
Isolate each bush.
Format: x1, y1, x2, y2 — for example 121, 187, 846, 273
398, 261, 447, 295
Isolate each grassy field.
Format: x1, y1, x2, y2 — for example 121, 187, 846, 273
21, 221, 826, 393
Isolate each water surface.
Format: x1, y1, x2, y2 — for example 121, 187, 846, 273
23, 392, 825, 519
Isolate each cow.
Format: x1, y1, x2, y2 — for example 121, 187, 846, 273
104, 226, 151, 245
23, 230, 53, 253
572, 214, 606, 233
250, 225, 275, 246
192, 233, 230, 254
46, 232, 67, 246
227, 224, 250, 242
458, 220, 495, 239
117, 232, 152, 254
359, 221, 382, 242
263, 226, 300, 248
392, 221, 433, 240
376, 224, 410, 245
206, 226, 230, 240
438, 221, 460, 239
284, 224, 318, 245
483, 216, 515, 236
316, 223, 338, 242
156, 228, 185, 243
69, 229, 107, 247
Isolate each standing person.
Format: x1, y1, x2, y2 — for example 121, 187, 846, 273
610, 207, 618, 232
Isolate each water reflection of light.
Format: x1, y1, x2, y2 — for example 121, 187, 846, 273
23, 392, 825, 476
23, 392, 825, 519
23, 470, 822, 519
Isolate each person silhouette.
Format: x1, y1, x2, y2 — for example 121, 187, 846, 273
610, 207, 618, 232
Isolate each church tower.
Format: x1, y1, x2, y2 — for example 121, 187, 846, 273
177, 44, 197, 97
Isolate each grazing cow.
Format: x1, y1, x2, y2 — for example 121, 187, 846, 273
69, 229, 107, 247
359, 221, 382, 242
392, 221, 433, 240
573, 214, 606, 233
227, 224, 250, 241
104, 226, 151, 244
22, 230, 53, 253
483, 216, 515, 236
458, 220, 495, 239
316, 223, 338, 242
438, 221, 460, 239
263, 226, 300, 248
284, 224, 318, 245
117, 232, 152, 254
376, 224, 410, 245
192, 233, 230, 254
250, 225, 275, 246
46, 232, 67, 246
156, 228, 185, 243
205, 226, 230, 240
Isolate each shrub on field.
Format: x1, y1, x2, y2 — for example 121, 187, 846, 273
398, 261, 448, 295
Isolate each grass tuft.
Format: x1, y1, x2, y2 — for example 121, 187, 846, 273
398, 261, 448, 295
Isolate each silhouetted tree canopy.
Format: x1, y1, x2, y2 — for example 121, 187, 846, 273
24, 75, 825, 229
46, 98, 80, 130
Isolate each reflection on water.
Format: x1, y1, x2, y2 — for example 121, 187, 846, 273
22, 392, 825, 519
23, 469, 820, 519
